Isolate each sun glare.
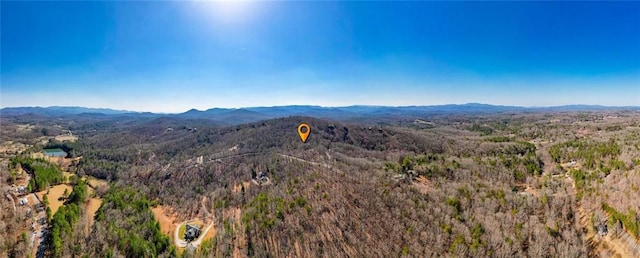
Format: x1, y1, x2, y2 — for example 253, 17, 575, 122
199, 0, 257, 25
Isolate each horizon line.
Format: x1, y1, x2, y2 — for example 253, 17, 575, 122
2, 102, 640, 115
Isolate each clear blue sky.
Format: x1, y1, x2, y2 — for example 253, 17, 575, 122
2, 1, 639, 112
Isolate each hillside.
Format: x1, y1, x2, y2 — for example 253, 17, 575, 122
3, 104, 639, 126
1, 110, 639, 257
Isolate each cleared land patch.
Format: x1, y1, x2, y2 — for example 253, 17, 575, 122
202, 223, 216, 242
153, 206, 180, 239
36, 184, 72, 215
178, 220, 204, 240
0, 141, 28, 154
16, 124, 35, 131
87, 177, 108, 189
86, 197, 102, 227
54, 135, 78, 142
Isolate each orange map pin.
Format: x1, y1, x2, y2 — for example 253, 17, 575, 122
297, 123, 310, 143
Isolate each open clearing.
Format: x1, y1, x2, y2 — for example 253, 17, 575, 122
86, 177, 108, 189
62, 171, 75, 181
178, 220, 204, 240
86, 197, 102, 227
152, 206, 180, 239
0, 141, 28, 154
54, 135, 78, 142
16, 124, 35, 131
36, 184, 72, 215
174, 219, 214, 249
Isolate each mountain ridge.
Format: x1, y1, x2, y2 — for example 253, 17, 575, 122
2, 104, 639, 125
3, 103, 639, 115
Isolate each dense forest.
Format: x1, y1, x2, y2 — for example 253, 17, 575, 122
9, 156, 65, 192
1, 111, 639, 257
90, 186, 175, 257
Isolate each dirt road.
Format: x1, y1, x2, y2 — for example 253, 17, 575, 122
276, 153, 331, 168
173, 196, 216, 248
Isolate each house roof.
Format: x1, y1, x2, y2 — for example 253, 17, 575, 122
186, 224, 200, 231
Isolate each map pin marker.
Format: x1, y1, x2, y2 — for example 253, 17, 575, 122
298, 123, 310, 143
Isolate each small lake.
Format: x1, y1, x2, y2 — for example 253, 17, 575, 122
43, 148, 67, 157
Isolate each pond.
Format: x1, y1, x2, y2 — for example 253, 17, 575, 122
43, 148, 67, 157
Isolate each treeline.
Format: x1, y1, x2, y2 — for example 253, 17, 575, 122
384, 153, 454, 180
484, 136, 512, 143
486, 141, 537, 157
10, 156, 64, 191
49, 180, 87, 257
602, 203, 640, 239
43, 140, 79, 158
387, 142, 541, 184
549, 139, 621, 167
467, 123, 494, 135
90, 186, 175, 257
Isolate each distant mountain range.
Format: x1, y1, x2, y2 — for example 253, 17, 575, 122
2, 104, 639, 125
0, 106, 133, 116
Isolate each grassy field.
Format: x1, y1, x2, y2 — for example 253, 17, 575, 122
178, 224, 186, 240
36, 184, 72, 215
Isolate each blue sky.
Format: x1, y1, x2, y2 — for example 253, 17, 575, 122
2, 1, 639, 112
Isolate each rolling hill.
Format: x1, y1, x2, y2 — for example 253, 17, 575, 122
2, 104, 639, 126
